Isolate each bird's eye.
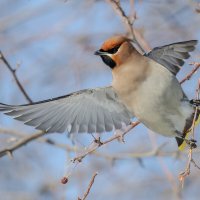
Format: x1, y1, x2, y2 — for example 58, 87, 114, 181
107, 45, 121, 54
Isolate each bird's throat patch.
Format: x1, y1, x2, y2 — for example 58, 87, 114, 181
100, 55, 116, 69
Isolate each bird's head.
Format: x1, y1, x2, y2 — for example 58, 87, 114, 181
95, 35, 135, 69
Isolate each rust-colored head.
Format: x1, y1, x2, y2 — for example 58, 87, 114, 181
95, 35, 135, 69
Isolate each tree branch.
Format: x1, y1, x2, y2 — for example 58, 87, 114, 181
106, 0, 147, 54
72, 121, 140, 162
78, 172, 98, 200
180, 62, 200, 84
107, 0, 135, 38
0, 130, 45, 158
0, 128, 75, 152
0, 127, 188, 160
0, 50, 33, 103
179, 78, 200, 187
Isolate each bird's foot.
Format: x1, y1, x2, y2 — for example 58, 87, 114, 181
175, 130, 197, 149
185, 138, 197, 149
190, 99, 200, 107
91, 134, 103, 146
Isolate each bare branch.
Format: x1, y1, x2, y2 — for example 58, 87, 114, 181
0, 128, 76, 152
0, 128, 186, 160
107, 0, 135, 38
180, 62, 200, 84
0, 50, 33, 103
106, 0, 147, 54
179, 78, 200, 187
0, 130, 45, 157
72, 121, 140, 162
78, 172, 98, 200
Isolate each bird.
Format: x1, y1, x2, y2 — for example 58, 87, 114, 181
0, 35, 199, 150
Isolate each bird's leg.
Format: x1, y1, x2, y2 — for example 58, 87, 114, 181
175, 131, 197, 149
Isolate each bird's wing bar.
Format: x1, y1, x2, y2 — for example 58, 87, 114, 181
0, 86, 133, 134
146, 40, 198, 75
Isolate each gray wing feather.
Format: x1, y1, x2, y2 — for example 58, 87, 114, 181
146, 40, 198, 75
0, 86, 133, 134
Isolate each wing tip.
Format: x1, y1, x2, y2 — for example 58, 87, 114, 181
0, 103, 12, 112
190, 40, 198, 45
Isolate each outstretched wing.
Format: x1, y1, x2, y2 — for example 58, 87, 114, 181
0, 86, 133, 134
146, 40, 198, 75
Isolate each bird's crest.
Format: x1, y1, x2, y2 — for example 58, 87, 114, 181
100, 36, 130, 52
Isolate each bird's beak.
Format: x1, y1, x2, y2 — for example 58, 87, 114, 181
94, 50, 108, 56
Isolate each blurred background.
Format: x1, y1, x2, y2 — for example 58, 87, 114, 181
0, 0, 200, 199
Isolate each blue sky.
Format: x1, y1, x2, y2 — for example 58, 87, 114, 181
0, 0, 200, 199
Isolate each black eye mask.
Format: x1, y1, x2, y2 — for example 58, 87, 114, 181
100, 55, 116, 69
100, 44, 121, 54
98, 44, 121, 69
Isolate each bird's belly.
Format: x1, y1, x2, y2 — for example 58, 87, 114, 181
131, 96, 180, 137
121, 64, 193, 137
134, 104, 193, 137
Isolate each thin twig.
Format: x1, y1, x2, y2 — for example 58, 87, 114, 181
0, 50, 33, 103
180, 62, 200, 84
0, 127, 189, 160
179, 78, 200, 187
78, 172, 98, 200
106, 0, 146, 54
0, 128, 75, 152
72, 121, 140, 162
0, 131, 45, 157
107, 0, 135, 37
179, 148, 192, 188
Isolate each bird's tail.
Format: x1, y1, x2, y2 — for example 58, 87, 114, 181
177, 102, 200, 151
